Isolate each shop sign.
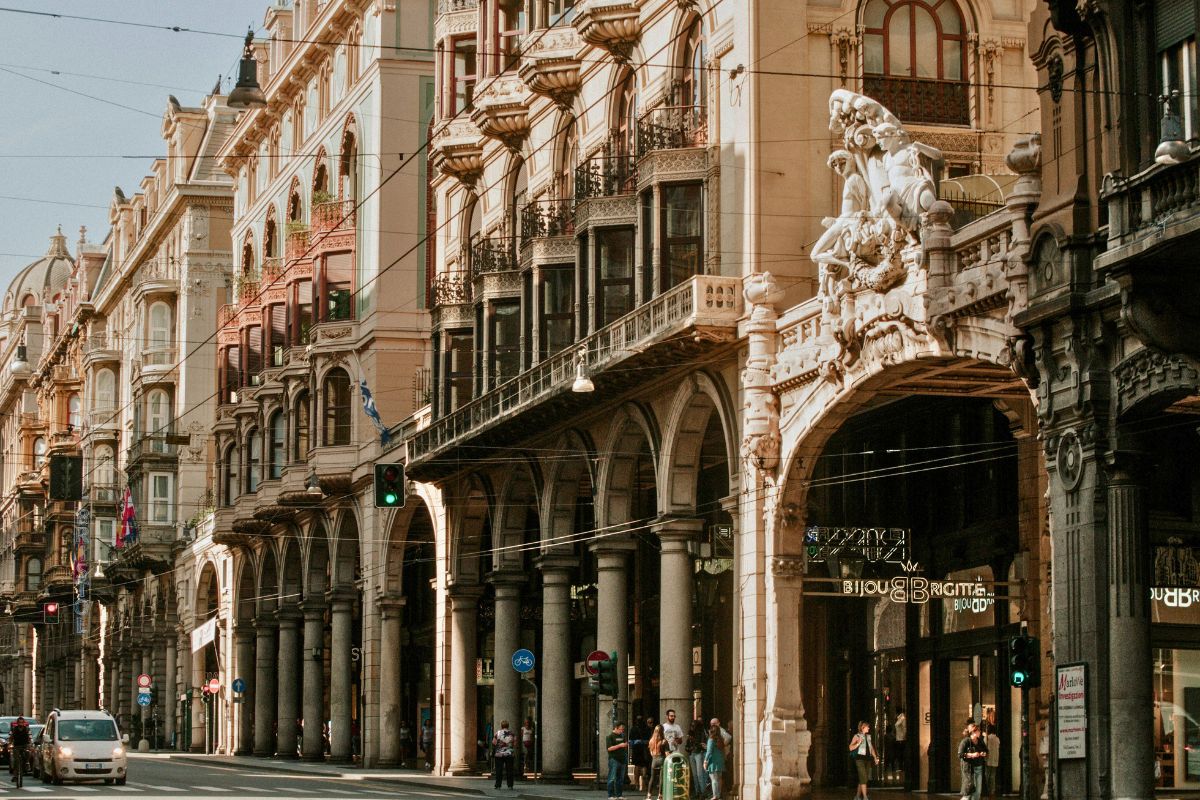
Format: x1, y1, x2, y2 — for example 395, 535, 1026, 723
804, 526, 908, 564
1154, 539, 1200, 588
1056, 663, 1087, 760
476, 657, 495, 686
803, 560, 1009, 605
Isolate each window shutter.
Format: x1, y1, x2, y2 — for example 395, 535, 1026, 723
1156, 0, 1197, 51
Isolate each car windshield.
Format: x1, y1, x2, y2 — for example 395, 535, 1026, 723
57, 720, 118, 742
0, 720, 12, 735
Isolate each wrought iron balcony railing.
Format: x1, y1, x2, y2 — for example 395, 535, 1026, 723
520, 198, 574, 249
312, 199, 356, 233
637, 105, 707, 157
432, 271, 473, 307
862, 75, 969, 127
470, 235, 517, 277
575, 153, 638, 200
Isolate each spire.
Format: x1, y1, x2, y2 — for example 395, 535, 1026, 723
47, 225, 69, 257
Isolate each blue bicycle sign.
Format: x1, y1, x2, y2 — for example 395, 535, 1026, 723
512, 648, 536, 673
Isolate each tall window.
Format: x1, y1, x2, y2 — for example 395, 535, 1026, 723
615, 71, 638, 157
1158, 0, 1198, 142
221, 345, 242, 402
148, 301, 172, 350
489, 301, 521, 387
95, 368, 116, 411
223, 443, 238, 506
245, 324, 263, 385
596, 228, 636, 327
149, 472, 173, 523
32, 437, 47, 470
95, 519, 115, 562
443, 331, 475, 413
245, 428, 262, 493
268, 410, 286, 480
498, 2, 526, 71
540, 265, 575, 358
321, 252, 354, 321
94, 445, 115, 499
25, 557, 42, 592
291, 280, 313, 345
67, 393, 82, 431
147, 389, 171, 446
680, 19, 707, 121
323, 369, 353, 446
341, 131, 361, 206
450, 37, 478, 115
293, 391, 311, 461
661, 184, 704, 290
862, 0, 967, 126
268, 303, 287, 366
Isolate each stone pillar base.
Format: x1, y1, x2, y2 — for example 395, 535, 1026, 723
447, 762, 476, 776
759, 712, 812, 799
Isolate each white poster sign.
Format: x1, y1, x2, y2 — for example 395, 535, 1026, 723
1056, 664, 1087, 760
190, 617, 217, 652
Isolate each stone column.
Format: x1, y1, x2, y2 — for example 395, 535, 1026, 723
377, 597, 405, 767
759, 556, 811, 798
83, 646, 99, 709
447, 586, 481, 775
276, 611, 301, 758
300, 602, 326, 761
164, 637, 177, 750
538, 558, 575, 778
253, 620, 278, 756
593, 541, 636, 762
119, 647, 133, 726
190, 645, 205, 752
1107, 455, 1154, 800
22, 652, 32, 717
235, 627, 255, 754
655, 518, 703, 720
329, 592, 355, 762
491, 573, 523, 736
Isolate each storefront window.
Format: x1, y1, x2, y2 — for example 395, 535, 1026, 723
1154, 648, 1200, 787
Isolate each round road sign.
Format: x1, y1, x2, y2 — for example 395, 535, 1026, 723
137, 673, 152, 689
232, 678, 246, 693
207, 678, 220, 694
512, 649, 535, 674
585, 649, 609, 676
137, 694, 152, 707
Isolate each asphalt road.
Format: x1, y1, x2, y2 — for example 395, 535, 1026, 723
0, 755, 481, 799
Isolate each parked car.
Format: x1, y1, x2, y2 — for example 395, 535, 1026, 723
29, 726, 45, 779
39, 710, 126, 786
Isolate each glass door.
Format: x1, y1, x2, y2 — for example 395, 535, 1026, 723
946, 655, 997, 793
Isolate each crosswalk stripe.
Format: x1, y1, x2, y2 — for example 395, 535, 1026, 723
282, 789, 313, 794
188, 787, 230, 793
324, 790, 357, 796
19, 788, 51, 793
110, 787, 144, 792
68, 787, 97, 792
139, 786, 184, 792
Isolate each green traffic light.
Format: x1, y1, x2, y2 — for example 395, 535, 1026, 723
1012, 671, 1026, 686
385, 492, 398, 505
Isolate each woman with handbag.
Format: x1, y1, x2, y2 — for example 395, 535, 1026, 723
848, 721, 879, 800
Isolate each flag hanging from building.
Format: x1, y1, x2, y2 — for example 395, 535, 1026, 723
116, 486, 138, 548
359, 378, 391, 445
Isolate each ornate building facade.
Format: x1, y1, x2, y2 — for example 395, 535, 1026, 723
396, 0, 1040, 795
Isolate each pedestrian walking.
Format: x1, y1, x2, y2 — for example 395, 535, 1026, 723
703, 722, 726, 800
606, 721, 630, 800
398, 720, 412, 767
630, 717, 652, 791
8, 716, 29, 788
848, 721, 879, 800
420, 718, 434, 770
492, 720, 516, 790
521, 716, 535, 776
984, 724, 1000, 800
646, 725, 668, 800
957, 722, 987, 800
662, 709, 684, 753
687, 719, 710, 798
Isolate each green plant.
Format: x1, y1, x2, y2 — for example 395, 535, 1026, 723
312, 189, 335, 204
285, 220, 309, 235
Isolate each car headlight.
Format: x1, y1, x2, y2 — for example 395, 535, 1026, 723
58, 746, 72, 757
113, 747, 124, 756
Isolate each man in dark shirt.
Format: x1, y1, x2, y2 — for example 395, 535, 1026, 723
8, 717, 30, 788
606, 721, 628, 799
957, 723, 987, 800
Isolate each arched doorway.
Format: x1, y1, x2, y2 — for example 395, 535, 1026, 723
193, 562, 222, 754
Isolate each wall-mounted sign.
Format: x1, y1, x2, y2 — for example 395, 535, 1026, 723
190, 618, 217, 652
802, 560, 1016, 605
475, 657, 495, 686
804, 526, 908, 564
1056, 664, 1087, 760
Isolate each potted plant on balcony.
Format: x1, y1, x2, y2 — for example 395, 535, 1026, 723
311, 189, 335, 205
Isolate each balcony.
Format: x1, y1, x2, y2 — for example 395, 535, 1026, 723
136, 346, 178, 386
310, 444, 358, 495
432, 118, 486, 186
134, 259, 179, 301
470, 235, 517, 278
312, 199, 356, 234
573, 0, 640, 62
40, 564, 73, 597
82, 333, 121, 369
520, 198, 574, 247
1100, 151, 1200, 264
637, 104, 707, 157
405, 274, 743, 478
518, 27, 583, 109
126, 428, 182, 468
436, 0, 478, 43
86, 407, 120, 440
862, 75, 969, 127
113, 523, 175, 571
88, 481, 120, 506
575, 152, 637, 200
432, 270, 473, 307
470, 75, 531, 151
13, 519, 44, 552
211, 507, 252, 548
286, 226, 311, 260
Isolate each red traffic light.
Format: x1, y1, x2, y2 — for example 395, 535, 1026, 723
44, 602, 58, 615
383, 465, 401, 482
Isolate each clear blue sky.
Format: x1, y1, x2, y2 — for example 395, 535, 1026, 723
0, 1, 259, 286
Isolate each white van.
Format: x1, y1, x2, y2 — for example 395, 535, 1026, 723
39, 710, 127, 786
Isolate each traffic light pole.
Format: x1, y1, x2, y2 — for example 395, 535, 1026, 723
1020, 686, 1029, 800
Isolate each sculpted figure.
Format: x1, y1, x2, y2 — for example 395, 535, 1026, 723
873, 121, 938, 237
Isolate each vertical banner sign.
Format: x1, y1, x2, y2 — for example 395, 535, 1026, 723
73, 505, 90, 580
1056, 664, 1087, 760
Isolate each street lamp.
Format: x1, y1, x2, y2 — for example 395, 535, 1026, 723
571, 347, 594, 393
227, 29, 267, 110
1156, 91, 1190, 166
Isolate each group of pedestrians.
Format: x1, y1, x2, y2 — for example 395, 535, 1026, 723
849, 716, 1000, 800
608, 710, 731, 800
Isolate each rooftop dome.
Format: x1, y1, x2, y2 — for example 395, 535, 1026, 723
4, 227, 73, 314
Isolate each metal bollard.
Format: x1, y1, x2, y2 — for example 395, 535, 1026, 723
663, 752, 690, 800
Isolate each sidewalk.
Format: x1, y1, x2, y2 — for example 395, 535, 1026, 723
163, 753, 608, 799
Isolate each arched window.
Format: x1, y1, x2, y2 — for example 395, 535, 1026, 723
559, 122, 578, 199
94, 445, 115, 490
32, 437, 46, 469
862, 0, 967, 125
680, 18, 707, 122
264, 214, 278, 259
615, 70, 638, 157
242, 239, 256, 278
245, 427, 262, 493
147, 388, 171, 453
222, 442, 239, 506
67, 393, 82, 431
322, 369, 353, 446
341, 129, 360, 205
95, 368, 116, 410
25, 557, 42, 592
293, 391, 311, 461
148, 301, 172, 349
288, 188, 303, 223
314, 162, 329, 197
268, 410, 286, 480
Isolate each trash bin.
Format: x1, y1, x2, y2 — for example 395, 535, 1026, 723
663, 751, 691, 800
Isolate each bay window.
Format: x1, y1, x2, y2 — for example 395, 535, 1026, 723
149, 472, 173, 523
489, 301, 521, 388
292, 391, 311, 461
268, 410, 285, 480
323, 369, 353, 446
540, 265, 574, 358
321, 252, 354, 321
443, 331, 475, 413
291, 280, 313, 345
596, 228, 635, 328
245, 428, 262, 493
661, 184, 704, 290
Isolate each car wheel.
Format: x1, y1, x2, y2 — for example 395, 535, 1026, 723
116, 776, 127, 786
